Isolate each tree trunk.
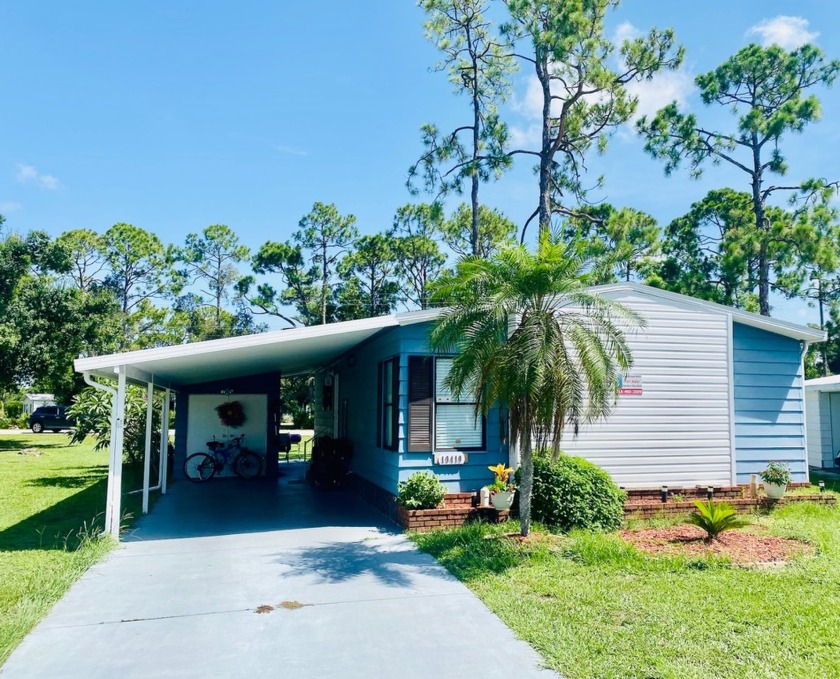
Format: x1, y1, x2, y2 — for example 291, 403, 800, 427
518, 422, 533, 537
537, 54, 553, 238
321, 241, 328, 325
819, 279, 828, 376
751, 140, 770, 316
471, 59, 480, 257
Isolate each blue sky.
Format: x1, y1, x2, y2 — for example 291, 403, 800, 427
2, 1, 840, 325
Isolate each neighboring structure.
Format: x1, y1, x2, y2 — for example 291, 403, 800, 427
22, 393, 56, 416
805, 375, 840, 470
74, 283, 823, 539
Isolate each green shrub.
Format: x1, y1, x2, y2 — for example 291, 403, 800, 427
686, 499, 749, 541
5, 400, 23, 419
69, 386, 166, 467
0, 418, 10, 429
397, 471, 447, 509
517, 452, 626, 532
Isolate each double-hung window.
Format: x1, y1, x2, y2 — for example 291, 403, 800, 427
433, 357, 483, 450
405, 355, 484, 452
378, 358, 398, 451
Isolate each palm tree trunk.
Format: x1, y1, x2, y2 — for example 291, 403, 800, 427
518, 420, 533, 537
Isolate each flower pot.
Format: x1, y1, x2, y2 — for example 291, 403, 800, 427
763, 482, 787, 499
491, 490, 514, 510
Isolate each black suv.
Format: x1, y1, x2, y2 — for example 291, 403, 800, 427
28, 405, 73, 433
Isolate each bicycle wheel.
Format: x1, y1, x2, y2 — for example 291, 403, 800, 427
234, 450, 263, 480
184, 452, 216, 482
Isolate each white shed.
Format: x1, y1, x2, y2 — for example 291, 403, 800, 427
805, 375, 840, 469
22, 393, 56, 416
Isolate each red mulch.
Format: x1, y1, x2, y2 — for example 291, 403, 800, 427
620, 525, 812, 566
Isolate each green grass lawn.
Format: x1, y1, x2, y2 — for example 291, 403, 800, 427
0, 433, 149, 666
278, 429, 315, 463
414, 500, 840, 679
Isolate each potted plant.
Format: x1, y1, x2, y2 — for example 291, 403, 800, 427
487, 463, 516, 510
759, 461, 791, 499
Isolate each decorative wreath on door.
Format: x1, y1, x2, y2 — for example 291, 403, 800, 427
215, 400, 246, 428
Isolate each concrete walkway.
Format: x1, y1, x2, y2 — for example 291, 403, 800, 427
2, 464, 557, 678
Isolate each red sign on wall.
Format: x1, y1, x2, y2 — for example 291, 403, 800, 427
616, 374, 643, 396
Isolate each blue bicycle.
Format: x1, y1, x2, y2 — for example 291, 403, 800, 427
183, 434, 263, 482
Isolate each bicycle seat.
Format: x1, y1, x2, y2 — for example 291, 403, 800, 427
206, 440, 222, 451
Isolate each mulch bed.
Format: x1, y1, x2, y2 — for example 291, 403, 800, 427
620, 525, 813, 566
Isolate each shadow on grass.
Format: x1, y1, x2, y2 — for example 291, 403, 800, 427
0, 434, 76, 452
811, 470, 840, 494
0, 479, 108, 551
410, 522, 534, 582
26, 467, 109, 489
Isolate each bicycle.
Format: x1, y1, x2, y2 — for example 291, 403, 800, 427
183, 434, 264, 482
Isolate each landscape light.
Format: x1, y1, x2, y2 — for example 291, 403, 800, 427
660, 485, 668, 503
819, 480, 826, 493
707, 486, 714, 501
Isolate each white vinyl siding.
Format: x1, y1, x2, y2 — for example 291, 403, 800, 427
806, 390, 823, 468
557, 292, 733, 488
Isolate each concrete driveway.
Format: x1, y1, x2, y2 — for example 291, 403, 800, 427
1, 464, 556, 678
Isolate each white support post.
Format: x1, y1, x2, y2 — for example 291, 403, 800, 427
142, 381, 154, 514
160, 388, 171, 495
106, 368, 127, 539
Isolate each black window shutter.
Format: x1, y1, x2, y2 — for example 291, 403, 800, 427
407, 356, 433, 452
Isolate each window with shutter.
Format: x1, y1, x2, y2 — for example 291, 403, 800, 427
407, 356, 433, 452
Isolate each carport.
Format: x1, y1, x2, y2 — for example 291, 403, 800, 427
74, 312, 439, 538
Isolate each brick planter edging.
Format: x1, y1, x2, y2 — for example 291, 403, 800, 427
625, 494, 836, 519
346, 473, 508, 532
397, 504, 509, 532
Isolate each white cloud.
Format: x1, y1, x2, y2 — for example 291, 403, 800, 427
0, 201, 22, 213
508, 122, 541, 148
626, 68, 695, 121
275, 145, 308, 157
510, 61, 695, 143
16, 163, 62, 190
747, 16, 817, 50
613, 21, 643, 46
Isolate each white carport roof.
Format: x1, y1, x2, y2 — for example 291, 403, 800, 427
805, 375, 840, 392
74, 309, 441, 388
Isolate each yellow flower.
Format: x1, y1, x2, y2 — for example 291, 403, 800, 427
488, 463, 514, 483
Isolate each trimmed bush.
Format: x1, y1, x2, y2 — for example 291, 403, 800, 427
518, 452, 626, 532
397, 471, 447, 509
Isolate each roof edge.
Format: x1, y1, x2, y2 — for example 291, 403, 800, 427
591, 282, 825, 343
74, 314, 403, 373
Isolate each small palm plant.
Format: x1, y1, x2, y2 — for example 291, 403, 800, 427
686, 499, 749, 541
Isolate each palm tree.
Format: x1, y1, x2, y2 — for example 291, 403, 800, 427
429, 235, 641, 536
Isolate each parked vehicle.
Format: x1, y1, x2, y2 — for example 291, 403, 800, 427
28, 405, 73, 433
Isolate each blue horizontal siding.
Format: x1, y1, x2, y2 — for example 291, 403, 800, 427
733, 323, 807, 483
332, 322, 506, 495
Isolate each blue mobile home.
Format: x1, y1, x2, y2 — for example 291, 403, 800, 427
75, 283, 823, 538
